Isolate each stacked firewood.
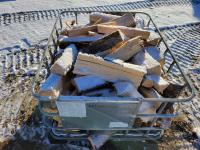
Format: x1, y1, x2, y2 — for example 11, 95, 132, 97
39, 12, 179, 123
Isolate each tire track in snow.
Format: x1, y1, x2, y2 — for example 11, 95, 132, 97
0, 0, 200, 26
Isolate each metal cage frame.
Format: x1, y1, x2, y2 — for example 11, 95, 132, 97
32, 11, 195, 142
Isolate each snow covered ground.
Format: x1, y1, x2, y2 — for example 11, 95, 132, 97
0, 0, 142, 13
0, 0, 200, 148
0, 0, 200, 52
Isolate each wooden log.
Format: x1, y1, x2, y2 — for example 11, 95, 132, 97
139, 87, 162, 99
141, 75, 154, 88
59, 35, 103, 43
143, 28, 161, 46
88, 31, 100, 36
50, 44, 78, 76
85, 30, 126, 54
90, 12, 120, 24
102, 13, 136, 27
106, 36, 143, 61
145, 46, 165, 68
72, 75, 106, 92
73, 53, 147, 88
142, 75, 169, 94
67, 25, 97, 37
97, 24, 150, 39
114, 81, 142, 97
39, 73, 62, 97
138, 87, 162, 122
132, 49, 161, 75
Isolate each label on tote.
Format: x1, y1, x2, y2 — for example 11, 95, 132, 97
56, 101, 86, 117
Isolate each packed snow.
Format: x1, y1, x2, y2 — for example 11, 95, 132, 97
0, 0, 200, 53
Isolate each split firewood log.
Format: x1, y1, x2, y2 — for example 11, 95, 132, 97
106, 36, 143, 61
142, 75, 169, 94
72, 75, 106, 92
114, 81, 142, 97
58, 34, 103, 44
90, 12, 120, 24
73, 53, 147, 88
138, 87, 162, 122
50, 44, 78, 76
39, 73, 62, 98
67, 25, 97, 37
97, 24, 150, 39
143, 28, 161, 46
145, 46, 165, 68
102, 13, 136, 27
84, 30, 127, 54
132, 49, 161, 75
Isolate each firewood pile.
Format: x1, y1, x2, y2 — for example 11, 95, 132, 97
38, 12, 181, 124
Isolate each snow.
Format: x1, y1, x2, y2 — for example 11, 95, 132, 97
1, 0, 200, 54
0, 19, 54, 51
39, 73, 62, 96
51, 44, 78, 75
114, 81, 143, 97
141, 4, 200, 26
73, 75, 106, 92
0, 0, 143, 14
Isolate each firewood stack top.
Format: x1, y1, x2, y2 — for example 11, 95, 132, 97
39, 12, 179, 124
